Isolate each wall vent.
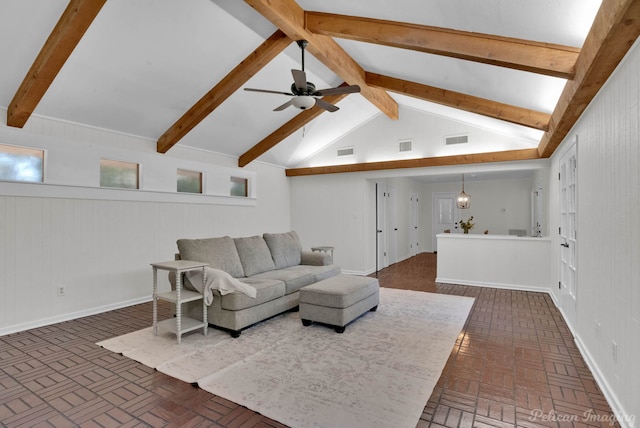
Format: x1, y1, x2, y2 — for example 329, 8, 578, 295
445, 134, 469, 145
398, 139, 412, 152
337, 147, 354, 157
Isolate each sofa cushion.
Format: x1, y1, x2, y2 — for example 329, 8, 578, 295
177, 236, 245, 278
220, 278, 285, 311
251, 269, 315, 294
263, 231, 302, 269
234, 235, 276, 277
284, 264, 341, 282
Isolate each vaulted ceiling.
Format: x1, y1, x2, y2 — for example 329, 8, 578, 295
2, 0, 639, 176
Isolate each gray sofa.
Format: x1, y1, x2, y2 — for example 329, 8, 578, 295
171, 231, 340, 337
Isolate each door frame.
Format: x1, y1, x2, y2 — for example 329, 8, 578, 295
432, 192, 459, 251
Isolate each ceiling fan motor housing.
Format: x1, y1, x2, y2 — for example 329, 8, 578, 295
291, 81, 316, 96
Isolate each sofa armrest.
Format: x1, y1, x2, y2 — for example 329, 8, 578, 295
300, 250, 331, 266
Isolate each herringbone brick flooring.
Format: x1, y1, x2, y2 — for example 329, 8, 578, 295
0, 253, 618, 427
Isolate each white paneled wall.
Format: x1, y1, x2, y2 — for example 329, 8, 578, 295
549, 38, 639, 426
0, 194, 288, 334
0, 116, 291, 335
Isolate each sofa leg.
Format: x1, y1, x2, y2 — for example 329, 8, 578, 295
230, 330, 241, 338
301, 319, 312, 326
334, 326, 345, 334
370, 305, 378, 312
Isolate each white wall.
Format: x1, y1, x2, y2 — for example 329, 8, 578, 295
546, 38, 640, 426
418, 177, 535, 252
436, 234, 551, 291
290, 170, 541, 273
296, 106, 539, 168
0, 115, 291, 335
289, 173, 372, 273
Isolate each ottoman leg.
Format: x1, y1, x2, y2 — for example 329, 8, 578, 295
302, 319, 312, 326
335, 326, 345, 334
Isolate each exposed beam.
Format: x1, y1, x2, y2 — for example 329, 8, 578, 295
306, 12, 579, 79
366, 72, 550, 131
538, 0, 640, 157
239, 86, 351, 167
286, 149, 540, 177
244, 0, 398, 120
7, 0, 107, 128
157, 30, 291, 153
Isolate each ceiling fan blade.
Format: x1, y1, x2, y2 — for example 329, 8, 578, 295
292, 69, 307, 92
274, 100, 293, 111
315, 98, 339, 112
313, 85, 361, 96
244, 88, 293, 96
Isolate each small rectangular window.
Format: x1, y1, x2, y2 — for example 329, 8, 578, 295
0, 143, 44, 183
177, 169, 202, 193
230, 177, 248, 197
100, 159, 139, 189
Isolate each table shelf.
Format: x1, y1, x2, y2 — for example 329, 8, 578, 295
156, 289, 204, 304
151, 260, 209, 344
156, 317, 205, 335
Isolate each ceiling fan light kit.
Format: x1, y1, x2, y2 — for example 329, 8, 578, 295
292, 96, 316, 110
244, 40, 361, 113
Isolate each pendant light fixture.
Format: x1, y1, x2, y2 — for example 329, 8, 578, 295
456, 174, 471, 209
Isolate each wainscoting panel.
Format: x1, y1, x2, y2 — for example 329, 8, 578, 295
0, 192, 289, 335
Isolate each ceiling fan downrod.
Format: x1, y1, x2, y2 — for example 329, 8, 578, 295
297, 40, 308, 71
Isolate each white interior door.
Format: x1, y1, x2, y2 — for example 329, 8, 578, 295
432, 192, 458, 252
388, 185, 398, 265
409, 192, 419, 256
376, 183, 388, 271
559, 142, 578, 324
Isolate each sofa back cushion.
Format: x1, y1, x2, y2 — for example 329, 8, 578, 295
263, 231, 302, 269
177, 236, 245, 278
234, 235, 276, 277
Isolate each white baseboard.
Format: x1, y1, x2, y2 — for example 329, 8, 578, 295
555, 310, 634, 428
0, 296, 152, 336
439, 278, 633, 428
435, 277, 551, 294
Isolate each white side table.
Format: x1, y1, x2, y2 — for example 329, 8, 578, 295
151, 260, 209, 344
311, 246, 335, 263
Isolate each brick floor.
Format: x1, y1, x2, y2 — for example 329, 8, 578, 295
0, 253, 618, 427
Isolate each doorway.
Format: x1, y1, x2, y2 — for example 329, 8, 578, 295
432, 192, 459, 252
409, 192, 419, 257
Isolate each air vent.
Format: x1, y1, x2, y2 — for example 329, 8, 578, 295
398, 139, 412, 152
337, 147, 354, 157
445, 135, 469, 145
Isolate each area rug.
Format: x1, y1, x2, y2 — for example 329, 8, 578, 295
97, 288, 474, 428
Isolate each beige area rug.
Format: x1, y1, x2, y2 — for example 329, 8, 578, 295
98, 288, 474, 428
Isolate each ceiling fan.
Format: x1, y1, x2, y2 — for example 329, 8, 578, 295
244, 40, 361, 112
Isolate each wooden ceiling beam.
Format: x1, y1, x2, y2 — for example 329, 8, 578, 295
306, 12, 579, 79
7, 0, 107, 128
157, 30, 291, 153
244, 0, 398, 120
239, 85, 351, 167
366, 72, 550, 131
285, 149, 541, 177
538, 0, 640, 157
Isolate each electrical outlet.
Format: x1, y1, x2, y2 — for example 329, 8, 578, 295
57, 286, 65, 297
611, 340, 618, 363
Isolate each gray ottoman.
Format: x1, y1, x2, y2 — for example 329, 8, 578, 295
299, 274, 379, 333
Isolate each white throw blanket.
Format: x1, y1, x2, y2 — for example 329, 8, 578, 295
186, 267, 257, 305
